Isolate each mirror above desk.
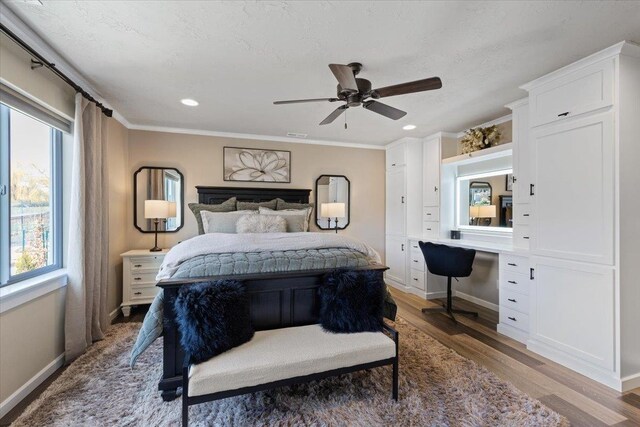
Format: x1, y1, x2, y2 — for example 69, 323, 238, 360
457, 170, 513, 230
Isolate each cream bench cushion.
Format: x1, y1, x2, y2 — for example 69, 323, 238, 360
188, 324, 396, 397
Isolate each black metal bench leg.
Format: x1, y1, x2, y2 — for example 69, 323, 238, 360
392, 358, 399, 401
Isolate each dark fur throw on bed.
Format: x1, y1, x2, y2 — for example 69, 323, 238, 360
174, 280, 254, 364
319, 269, 386, 333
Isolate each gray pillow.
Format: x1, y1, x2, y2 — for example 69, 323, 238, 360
259, 207, 307, 232
189, 197, 237, 235
200, 210, 257, 234
276, 198, 314, 211
236, 199, 278, 211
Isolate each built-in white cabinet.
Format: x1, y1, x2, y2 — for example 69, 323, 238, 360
386, 143, 406, 170
422, 136, 440, 207
385, 167, 406, 236
496, 253, 530, 344
384, 235, 406, 285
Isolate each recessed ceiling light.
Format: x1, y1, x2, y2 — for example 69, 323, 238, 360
181, 98, 199, 107
403, 124, 416, 130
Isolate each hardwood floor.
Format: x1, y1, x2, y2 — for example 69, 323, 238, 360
2, 297, 639, 426
390, 288, 640, 426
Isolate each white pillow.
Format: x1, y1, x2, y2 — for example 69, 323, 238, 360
259, 207, 311, 231
236, 214, 287, 233
200, 210, 257, 233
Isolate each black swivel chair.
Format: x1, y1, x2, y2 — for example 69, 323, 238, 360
418, 241, 478, 323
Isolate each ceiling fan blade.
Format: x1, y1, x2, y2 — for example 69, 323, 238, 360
373, 77, 442, 98
329, 64, 358, 93
363, 100, 407, 120
274, 97, 339, 105
319, 105, 348, 125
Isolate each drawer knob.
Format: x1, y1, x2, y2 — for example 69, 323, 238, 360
507, 263, 517, 267
134, 264, 142, 267
557, 111, 570, 117
508, 316, 517, 321
134, 292, 142, 295
508, 298, 517, 303
508, 280, 517, 284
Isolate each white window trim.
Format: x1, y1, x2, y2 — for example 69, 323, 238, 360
0, 268, 67, 314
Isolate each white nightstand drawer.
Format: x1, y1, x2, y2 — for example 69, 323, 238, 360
409, 251, 425, 272
500, 270, 530, 295
130, 256, 164, 270
500, 307, 530, 333
129, 272, 158, 285
499, 254, 529, 276
409, 269, 425, 290
130, 285, 160, 300
500, 289, 530, 314
423, 206, 439, 222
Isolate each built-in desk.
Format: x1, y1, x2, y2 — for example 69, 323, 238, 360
403, 236, 530, 344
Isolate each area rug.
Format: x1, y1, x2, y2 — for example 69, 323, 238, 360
11, 318, 568, 426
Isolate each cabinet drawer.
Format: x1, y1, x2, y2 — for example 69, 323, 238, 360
129, 272, 158, 285
409, 250, 425, 272
529, 58, 613, 127
513, 225, 531, 250
500, 307, 529, 333
130, 256, 164, 270
499, 254, 529, 275
500, 270, 530, 295
408, 240, 420, 252
499, 289, 530, 315
409, 269, 425, 291
423, 206, 439, 222
130, 285, 160, 300
423, 221, 439, 239
513, 206, 531, 225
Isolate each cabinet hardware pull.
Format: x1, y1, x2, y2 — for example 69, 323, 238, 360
508, 316, 517, 321
401, 244, 404, 251
134, 292, 142, 295
401, 196, 405, 204
523, 236, 530, 240
530, 268, 535, 280
134, 264, 142, 267
413, 278, 418, 281
508, 263, 517, 266
558, 111, 570, 117
508, 298, 517, 302
426, 228, 432, 231
426, 213, 431, 216
523, 214, 530, 217
512, 176, 517, 182
529, 184, 535, 196
413, 260, 418, 263
134, 277, 141, 281
508, 280, 517, 284
434, 186, 438, 192
392, 163, 396, 166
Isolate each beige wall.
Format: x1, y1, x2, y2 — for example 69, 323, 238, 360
126, 131, 386, 259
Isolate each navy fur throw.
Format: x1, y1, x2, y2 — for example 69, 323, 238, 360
319, 269, 386, 333
174, 280, 254, 364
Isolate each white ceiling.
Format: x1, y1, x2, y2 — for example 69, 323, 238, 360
5, 1, 640, 146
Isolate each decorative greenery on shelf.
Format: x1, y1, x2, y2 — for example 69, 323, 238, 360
460, 125, 502, 154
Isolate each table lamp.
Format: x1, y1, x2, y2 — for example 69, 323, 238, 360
320, 202, 346, 233
145, 200, 170, 252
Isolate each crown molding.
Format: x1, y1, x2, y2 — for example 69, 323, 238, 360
128, 123, 386, 150
505, 97, 528, 110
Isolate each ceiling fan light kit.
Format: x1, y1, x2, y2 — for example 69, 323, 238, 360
274, 62, 442, 126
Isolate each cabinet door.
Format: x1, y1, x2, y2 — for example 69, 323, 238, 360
386, 143, 406, 170
386, 167, 406, 236
529, 257, 614, 371
423, 137, 440, 206
512, 103, 531, 203
530, 111, 614, 265
384, 236, 406, 284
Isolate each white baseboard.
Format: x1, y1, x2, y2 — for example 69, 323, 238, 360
454, 291, 499, 312
109, 307, 120, 323
0, 353, 64, 419
621, 372, 640, 392
497, 323, 528, 344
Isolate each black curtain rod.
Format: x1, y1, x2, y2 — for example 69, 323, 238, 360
0, 22, 113, 117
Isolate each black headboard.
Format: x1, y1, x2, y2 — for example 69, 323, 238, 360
196, 186, 311, 205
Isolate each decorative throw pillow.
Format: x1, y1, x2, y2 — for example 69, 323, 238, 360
276, 199, 314, 227
189, 197, 237, 235
174, 280, 254, 364
236, 214, 287, 233
318, 269, 386, 333
236, 199, 278, 211
200, 210, 257, 233
258, 207, 307, 232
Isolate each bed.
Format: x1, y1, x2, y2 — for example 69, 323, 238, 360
132, 186, 394, 401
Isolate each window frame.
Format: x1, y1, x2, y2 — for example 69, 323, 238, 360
0, 103, 64, 287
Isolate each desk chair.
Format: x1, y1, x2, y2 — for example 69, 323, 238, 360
419, 241, 478, 323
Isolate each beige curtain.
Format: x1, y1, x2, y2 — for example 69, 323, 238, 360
65, 93, 109, 362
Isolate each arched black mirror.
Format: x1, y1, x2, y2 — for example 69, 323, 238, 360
134, 166, 184, 233
315, 175, 350, 231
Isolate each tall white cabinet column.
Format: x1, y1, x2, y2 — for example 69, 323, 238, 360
522, 41, 640, 391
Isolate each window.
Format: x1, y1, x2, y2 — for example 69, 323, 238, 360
0, 103, 63, 286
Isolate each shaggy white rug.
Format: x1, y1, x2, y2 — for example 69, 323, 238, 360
11, 318, 568, 426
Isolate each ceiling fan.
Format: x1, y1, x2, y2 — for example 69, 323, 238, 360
273, 62, 442, 126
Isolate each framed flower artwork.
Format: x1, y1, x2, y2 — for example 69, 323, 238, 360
223, 147, 291, 183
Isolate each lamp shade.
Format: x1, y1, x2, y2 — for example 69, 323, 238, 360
478, 205, 497, 218
320, 202, 346, 218
469, 205, 480, 218
167, 201, 177, 218
145, 200, 170, 219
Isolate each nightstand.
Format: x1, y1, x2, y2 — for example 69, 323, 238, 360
120, 249, 169, 317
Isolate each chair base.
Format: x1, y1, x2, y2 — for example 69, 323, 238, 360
421, 306, 478, 324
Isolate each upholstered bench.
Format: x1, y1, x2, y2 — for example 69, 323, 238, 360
182, 323, 399, 426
